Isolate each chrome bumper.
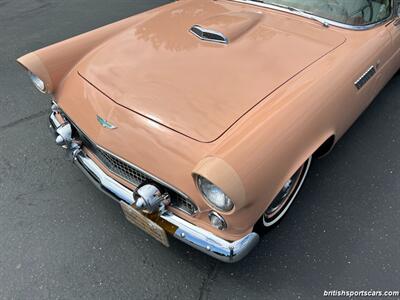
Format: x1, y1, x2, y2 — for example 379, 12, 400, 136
49, 110, 259, 263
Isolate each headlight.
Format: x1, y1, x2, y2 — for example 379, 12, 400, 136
29, 71, 46, 93
196, 176, 234, 212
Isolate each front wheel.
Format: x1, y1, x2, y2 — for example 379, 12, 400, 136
257, 157, 312, 230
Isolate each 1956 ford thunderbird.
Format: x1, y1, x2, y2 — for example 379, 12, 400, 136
18, 0, 400, 262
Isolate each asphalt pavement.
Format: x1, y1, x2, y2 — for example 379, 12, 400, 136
0, 1, 399, 299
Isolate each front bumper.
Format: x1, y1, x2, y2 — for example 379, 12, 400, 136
49, 108, 259, 263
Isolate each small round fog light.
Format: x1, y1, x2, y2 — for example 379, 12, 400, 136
208, 211, 227, 230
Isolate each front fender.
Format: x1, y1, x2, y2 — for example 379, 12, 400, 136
16, 2, 174, 93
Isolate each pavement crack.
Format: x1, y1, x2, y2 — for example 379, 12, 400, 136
198, 262, 220, 300
0, 109, 47, 132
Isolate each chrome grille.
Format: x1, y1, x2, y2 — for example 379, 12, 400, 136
174, 198, 198, 215
73, 126, 198, 215
96, 148, 148, 186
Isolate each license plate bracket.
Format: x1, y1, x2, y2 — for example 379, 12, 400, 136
120, 202, 170, 247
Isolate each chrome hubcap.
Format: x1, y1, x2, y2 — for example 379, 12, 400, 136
281, 179, 293, 198
265, 166, 304, 219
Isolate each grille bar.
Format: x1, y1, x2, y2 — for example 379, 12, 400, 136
96, 147, 148, 186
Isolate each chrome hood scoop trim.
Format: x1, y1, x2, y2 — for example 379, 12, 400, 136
189, 11, 263, 44
190, 25, 229, 44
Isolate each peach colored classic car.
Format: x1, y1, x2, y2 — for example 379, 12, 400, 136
18, 0, 400, 262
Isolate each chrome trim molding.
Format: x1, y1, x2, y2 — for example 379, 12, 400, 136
190, 25, 229, 44
49, 110, 61, 129
354, 65, 376, 90
76, 153, 135, 204
168, 214, 259, 263
230, 0, 394, 31
48, 109, 258, 262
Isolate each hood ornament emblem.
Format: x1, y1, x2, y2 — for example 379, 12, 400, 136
96, 115, 117, 129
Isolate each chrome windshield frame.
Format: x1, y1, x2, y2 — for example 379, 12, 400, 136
229, 0, 394, 31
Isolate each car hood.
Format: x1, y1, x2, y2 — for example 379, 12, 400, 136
78, 0, 345, 142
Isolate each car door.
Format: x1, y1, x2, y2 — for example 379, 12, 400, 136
372, 11, 400, 94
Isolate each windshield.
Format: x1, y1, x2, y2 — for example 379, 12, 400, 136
243, 0, 392, 26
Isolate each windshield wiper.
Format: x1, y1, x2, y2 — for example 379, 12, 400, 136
243, 0, 330, 28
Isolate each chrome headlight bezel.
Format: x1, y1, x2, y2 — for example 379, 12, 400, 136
29, 71, 47, 93
196, 175, 234, 212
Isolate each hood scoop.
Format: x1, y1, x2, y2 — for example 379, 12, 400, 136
189, 11, 263, 44
190, 25, 229, 44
